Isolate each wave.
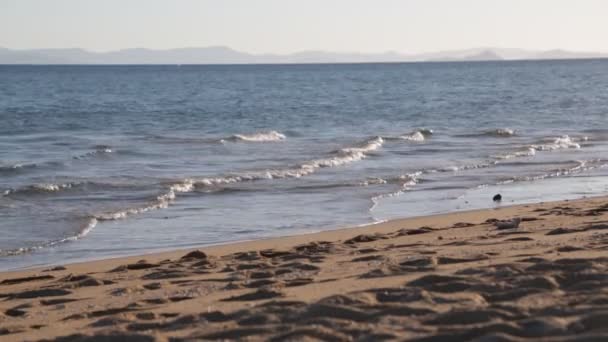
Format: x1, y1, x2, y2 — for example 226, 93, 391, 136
532, 135, 581, 151
94, 198, 172, 221
369, 172, 422, 212
193, 137, 384, 186
0, 162, 39, 175
486, 128, 515, 137
142, 135, 218, 145
1, 180, 154, 198
224, 130, 286, 142
437, 162, 495, 172
494, 135, 581, 160
73, 146, 114, 160
89, 136, 386, 222
0, 218, 97, 257
2, 136, 385, 228
1, 146, 114, 177
457, 128, 515, 138
146, 130, 287, 144
2, 182, 77, 196
385, 129, 433, 142
134, 133, 587, 222
496, 159, 604, 185
360, 177, 388, 186
494, 147, 536, 160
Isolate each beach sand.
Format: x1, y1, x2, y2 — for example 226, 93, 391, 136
2, 196, 608, 341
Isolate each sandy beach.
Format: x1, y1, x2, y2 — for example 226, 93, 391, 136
1, 196, 608, 341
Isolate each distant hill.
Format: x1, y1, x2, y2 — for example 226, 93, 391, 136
0, 46, 606, 64
534, 49, 608, 60
427, 50, 504, 62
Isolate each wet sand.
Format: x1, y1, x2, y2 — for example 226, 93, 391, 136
2, 196, 608, 341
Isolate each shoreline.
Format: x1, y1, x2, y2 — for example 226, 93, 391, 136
1, 191, 598, 274
2, 195, 608, 340
0, 196, 571, 275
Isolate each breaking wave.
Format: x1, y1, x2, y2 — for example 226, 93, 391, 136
88, 136, 385, 222
1, 146, 114, 176
485, 128, 515, 137
144, 130, 287, 144
457, 128, 515, 138
532, 135, 581, 151
494, 135, 581, 160
369, 172, 422, 212
437, 162, 495, 172
225, 130, 286, 142
73, 146, 113, 159
2, 182, 77, 196
496, 159, 605, 185
385, 129, 433, 142
0, 218, 97, 257
0, 162, 38, 175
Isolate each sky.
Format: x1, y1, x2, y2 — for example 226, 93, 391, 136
1, 0, 607, 54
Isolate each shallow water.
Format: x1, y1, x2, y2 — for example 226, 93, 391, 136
1, 61, 608, 270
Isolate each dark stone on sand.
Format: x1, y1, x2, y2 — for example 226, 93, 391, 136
125, 261, 160, 270
453, 222, 475, 228
222, 288, 283, 301
43, 333, 157, 342
5, 307, 28, 317
259, 250, 291, 258
546, 228, 572, 235
1, 275, 54, 285
43, 266, 67, 272
344, 233, 384, 244
180, 250, 207, 260
10, 288, 72, 299
60, 274, 103, 287
399, 227, 433, 235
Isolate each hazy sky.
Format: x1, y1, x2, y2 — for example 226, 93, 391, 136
1, 0, 607, 53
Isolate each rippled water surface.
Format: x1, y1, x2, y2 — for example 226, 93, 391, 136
1, 61, 607, 269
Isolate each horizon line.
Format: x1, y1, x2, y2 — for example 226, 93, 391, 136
3, 57, 608, 67
2, 45, 608, 56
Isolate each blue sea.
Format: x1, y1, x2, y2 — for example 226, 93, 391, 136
1, 61, 608, 270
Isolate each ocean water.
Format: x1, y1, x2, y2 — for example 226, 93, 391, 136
1, 61, 608, 270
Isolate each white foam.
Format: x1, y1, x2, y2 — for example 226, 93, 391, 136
489, 128, 515, 137
8, 163, 23, 169
495, 147, 536, 160
533, 135, 581, 151
496, 135, 581, 160
189, 138, 383, 186
94, 189, 171, 221
230, 130, 286, 142
496, 159, 600, 185
418, 128, 434, 136
92, 136, 386, 222
360, 177, 388, 186
339, 136, 384, 154
4, 182, 76, 196
66, 218, 98, 242
400, 131, 425, 141
73, 148, 114, 160
390, 129, 433, 142
303, 136, 384, 170
31, 183, 72, 192
369, 172, 422, 212
0, 217, 97, 256
10, 180, 110, 198
440, 166, 460, 172
397, 172, 422, 188
438, 162, 494, 172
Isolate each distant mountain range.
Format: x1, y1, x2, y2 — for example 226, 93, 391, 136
1, 46, 606, 64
